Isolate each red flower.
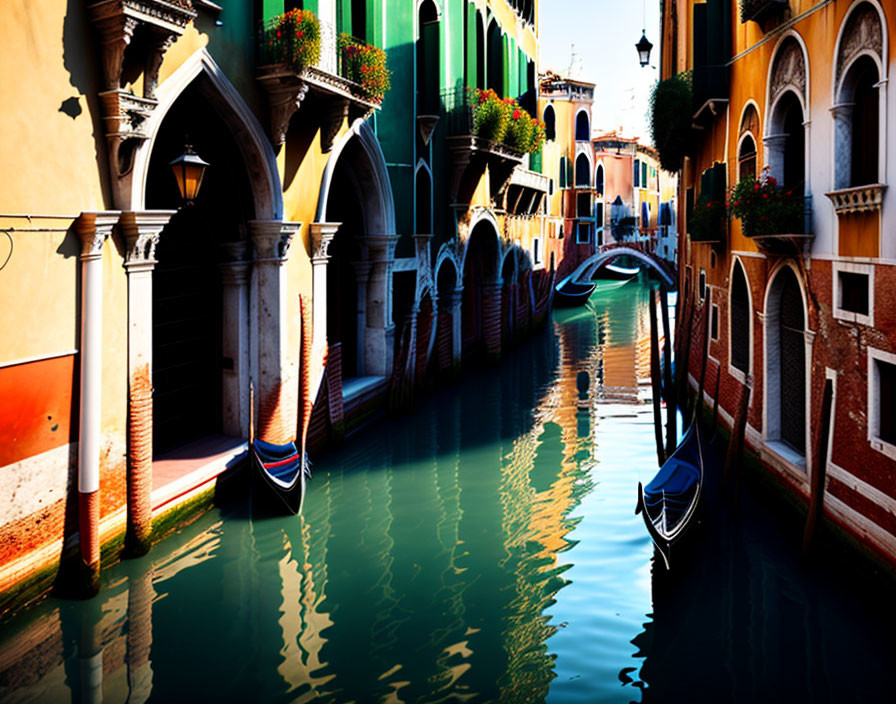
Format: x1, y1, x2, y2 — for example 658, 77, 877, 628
512, 109, 521, 120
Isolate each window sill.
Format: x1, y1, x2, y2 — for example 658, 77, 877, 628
825, 184, 886, 214
762, 439, 807, 476
870, 437, 896, 462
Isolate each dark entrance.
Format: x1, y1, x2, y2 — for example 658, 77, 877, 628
779, 92, 805, 190
462, 222, 499, 358
146, 79, 254, 455
777, 268, 805, 453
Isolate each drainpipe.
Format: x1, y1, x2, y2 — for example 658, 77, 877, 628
75, 211, 119, 596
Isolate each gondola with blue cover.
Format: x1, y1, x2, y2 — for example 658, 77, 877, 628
252, 438, 309, 515
635, 422, 704, 569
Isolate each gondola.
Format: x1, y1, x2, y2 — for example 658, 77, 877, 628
635, 421, 704, 569
252, 438, 308, 515
597, 262, 640, 280
554, 274, 596, 307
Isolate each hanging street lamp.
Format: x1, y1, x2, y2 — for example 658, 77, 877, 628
636, 30, 653, 68
169, 144, 209, 205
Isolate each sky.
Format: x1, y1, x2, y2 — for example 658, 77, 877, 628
539, 0, 662, 144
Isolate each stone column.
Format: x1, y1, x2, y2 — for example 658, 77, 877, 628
362, 234, 399, 377
75, 211, 119, 596
250, 220, 301, 445
310, 222, 340, 396
121, 210, 174, 556
219, 242, 251, 439
450, 288, 464, 378
482, 279, 504, 362
351, 260, 372, 377
830, 103, 854, 190
763, 134, 788, 186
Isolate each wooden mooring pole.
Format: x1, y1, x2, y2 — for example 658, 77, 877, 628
802, 379, 834, 559
674, 282, 694, 419
723, 376, 752, 507
649, 287, 666, 467
660, 286, 676, 455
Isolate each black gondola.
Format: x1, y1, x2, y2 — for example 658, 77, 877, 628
636, 421, 704, 569
252, 438, 308, 515
554, 274, 596, 307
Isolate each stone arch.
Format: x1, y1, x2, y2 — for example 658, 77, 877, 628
317, 120, 396, 234
765, 34, 810, 191
461, 215, 502, 359
133, 48, 281, 219
763, 261, 812, 464
832, 1, 887, 188
571, 247, 676, 289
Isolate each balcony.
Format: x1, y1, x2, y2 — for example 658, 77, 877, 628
441, 87, 526, 204
741, 195, 814, 256
825, 184, 887, 214
740, 0, 788, 26
256, 13, 388, 148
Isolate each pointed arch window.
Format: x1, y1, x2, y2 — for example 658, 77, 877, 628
575, 110, 590, 141
543, 104, 556, 141
575, 154, 591, 187
730, 261, 750, 375
595, 164, 604, 195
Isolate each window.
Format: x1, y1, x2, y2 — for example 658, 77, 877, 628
559, 157, 567, 188
543, 104, 556, 141
595, 164, 604, 195
595, 202, 604, 227
833, 262, 873, 325
575, 154, 590, 187
575, 110, 590, 141
641, 162, 648, 188
576, 192, 591, 218
738, 134, 757, 182
711, 304, 719, 341
850, 57, 879, 187
633, 159, 641, 188
532, 238, 541, 265
576, 222, 592, 245
868, 348, 896, 460
839, 272, 869, 316
699, 268, 706, 301
730, 261, 750, 375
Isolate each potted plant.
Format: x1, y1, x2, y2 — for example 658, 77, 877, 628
339, 34, 391, 102
262, 9, 321, 72
729, 171, 803, 237
470, 88, 512, 143
650, 72, 693, 173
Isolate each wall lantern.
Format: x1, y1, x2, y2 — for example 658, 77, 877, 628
169, 145, 209, 205
636, 31, 653, 68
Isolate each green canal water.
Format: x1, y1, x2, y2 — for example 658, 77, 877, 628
2, 279, 895, 703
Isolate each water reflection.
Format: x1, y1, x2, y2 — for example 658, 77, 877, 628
1, 279, 894, 703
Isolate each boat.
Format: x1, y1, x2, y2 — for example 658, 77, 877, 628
252, 438, 308, 514
554, 273, 596, 307
597, 262, 640, 280
635, 421, 704, 569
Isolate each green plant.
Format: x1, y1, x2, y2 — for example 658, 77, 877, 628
650, 72, 693, 172
262, 9, 321, 72
689, 196, 727, 242
470, 88, 512, 143
339, 34, 391, 101
729, 174, 804, 237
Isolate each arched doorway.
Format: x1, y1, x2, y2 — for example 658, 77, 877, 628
729, 260, 751, 376
765, 266, 807, 457
777, 92, 805, 189
462, 220, 500, 359
435, 256, 459, 375
145, 77, 255, 454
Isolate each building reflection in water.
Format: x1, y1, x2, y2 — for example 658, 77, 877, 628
2, 280, 892, 702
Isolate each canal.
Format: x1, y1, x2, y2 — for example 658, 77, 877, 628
1, 278, 895, 703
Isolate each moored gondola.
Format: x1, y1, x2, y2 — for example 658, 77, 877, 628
554, 273, 596, 307
252, 438, 308, 515
636, 421, 704, 569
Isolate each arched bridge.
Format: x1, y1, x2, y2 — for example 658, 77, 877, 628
569, 241, 677, 289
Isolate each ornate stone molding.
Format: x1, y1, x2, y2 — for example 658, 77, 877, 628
218, 241, 250, 285
120, 210, 175, 271
770, 38, 806, 107
76, 211, 121, 261
249, 220, 301, 263
310, 222, 340, 263
825, 184, 887, 214
837, 4, 883, 88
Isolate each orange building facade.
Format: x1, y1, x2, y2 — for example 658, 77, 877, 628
661, 0, 896, 564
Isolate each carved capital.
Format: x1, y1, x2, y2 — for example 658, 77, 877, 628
76, 211, 121, 261
249, 220, 301, 263
218, 241, 251, 285
120, 209, 174, 270
310, 222, 341, 263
